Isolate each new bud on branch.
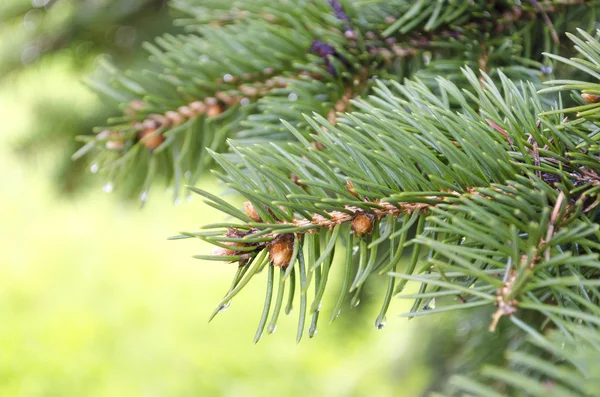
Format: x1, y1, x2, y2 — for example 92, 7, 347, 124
244, 201, 262, 222
138, 128, 164, 151
581, 94, 600, 103
211, 243, 235, 257
581, 93, 600, 104
352, 213, 374, 236
97, 130, 125, 150
268, 234, 294, 268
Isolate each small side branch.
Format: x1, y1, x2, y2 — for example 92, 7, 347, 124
490, 191, 568, 331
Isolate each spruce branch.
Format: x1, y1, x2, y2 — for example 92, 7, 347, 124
182, 39, 600, 342
80, 0, 598, 199
58, 4, 600, 392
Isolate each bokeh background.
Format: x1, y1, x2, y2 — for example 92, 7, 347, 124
0, 1, 494, 395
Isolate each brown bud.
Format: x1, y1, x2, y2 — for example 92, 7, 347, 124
328, 109, 337, 125
311, 141, 324, 151
206, 103, 223, 117
244, 201, 262, 222
149, 113, 170, 127
124, 100, 146, 117
269, 234, 294, 268
142, 119, 159, 130
204, 97, 218, 106
165, 110, 183, 125
98, 130, 125, 150
216, 91, 236, 105
335, 99, 347, 112
290, 173, 307, 188
211, 244, 235, 257
582, 93, 600, 104
130, 100, 146, 110
346, 180, 359, 198
240, 85, 258, 96
139, 129, 164, 151
190, 101, 206, 114
352, 213, 374, 236
178, 106, 193, 118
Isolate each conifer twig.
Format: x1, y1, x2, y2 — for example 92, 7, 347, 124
490, 191, 568, 332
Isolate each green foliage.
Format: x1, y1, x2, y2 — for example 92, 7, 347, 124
0, 0, 171, 75
81, 0, 599, 199
2, 0, 175, 195
444, 325, 600, 396
178, 30, 600, 395
190, 58, 600, 335
541, 28, 600, 118
68, 1, 600, 395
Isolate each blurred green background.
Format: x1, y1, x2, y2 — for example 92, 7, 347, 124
0, 62, 433, 396
0, 2, 439, 395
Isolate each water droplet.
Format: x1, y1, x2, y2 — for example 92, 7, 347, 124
21, 45, 40, 64
309, 326, 318, 338
102, 183, 113, 193
423, 300, 435, 310
375, 316, 386, 329
267, 324, 277, 334
23, 9, 43, 31
315, 302, 322, 311
288, 92, 298, 101
352, 245, 359, 254
223, 73, 234, 83
114, 26, 137, 48
174, 197, 182, 206
240, 97, 250, 106
344, 30, 356, 39
140, 192, 149, 202
218, 302, 230, 312
90, 163, 99, 174
184, 170, 192, 179
351, 299, 360, 308
333, 309, 341, 319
